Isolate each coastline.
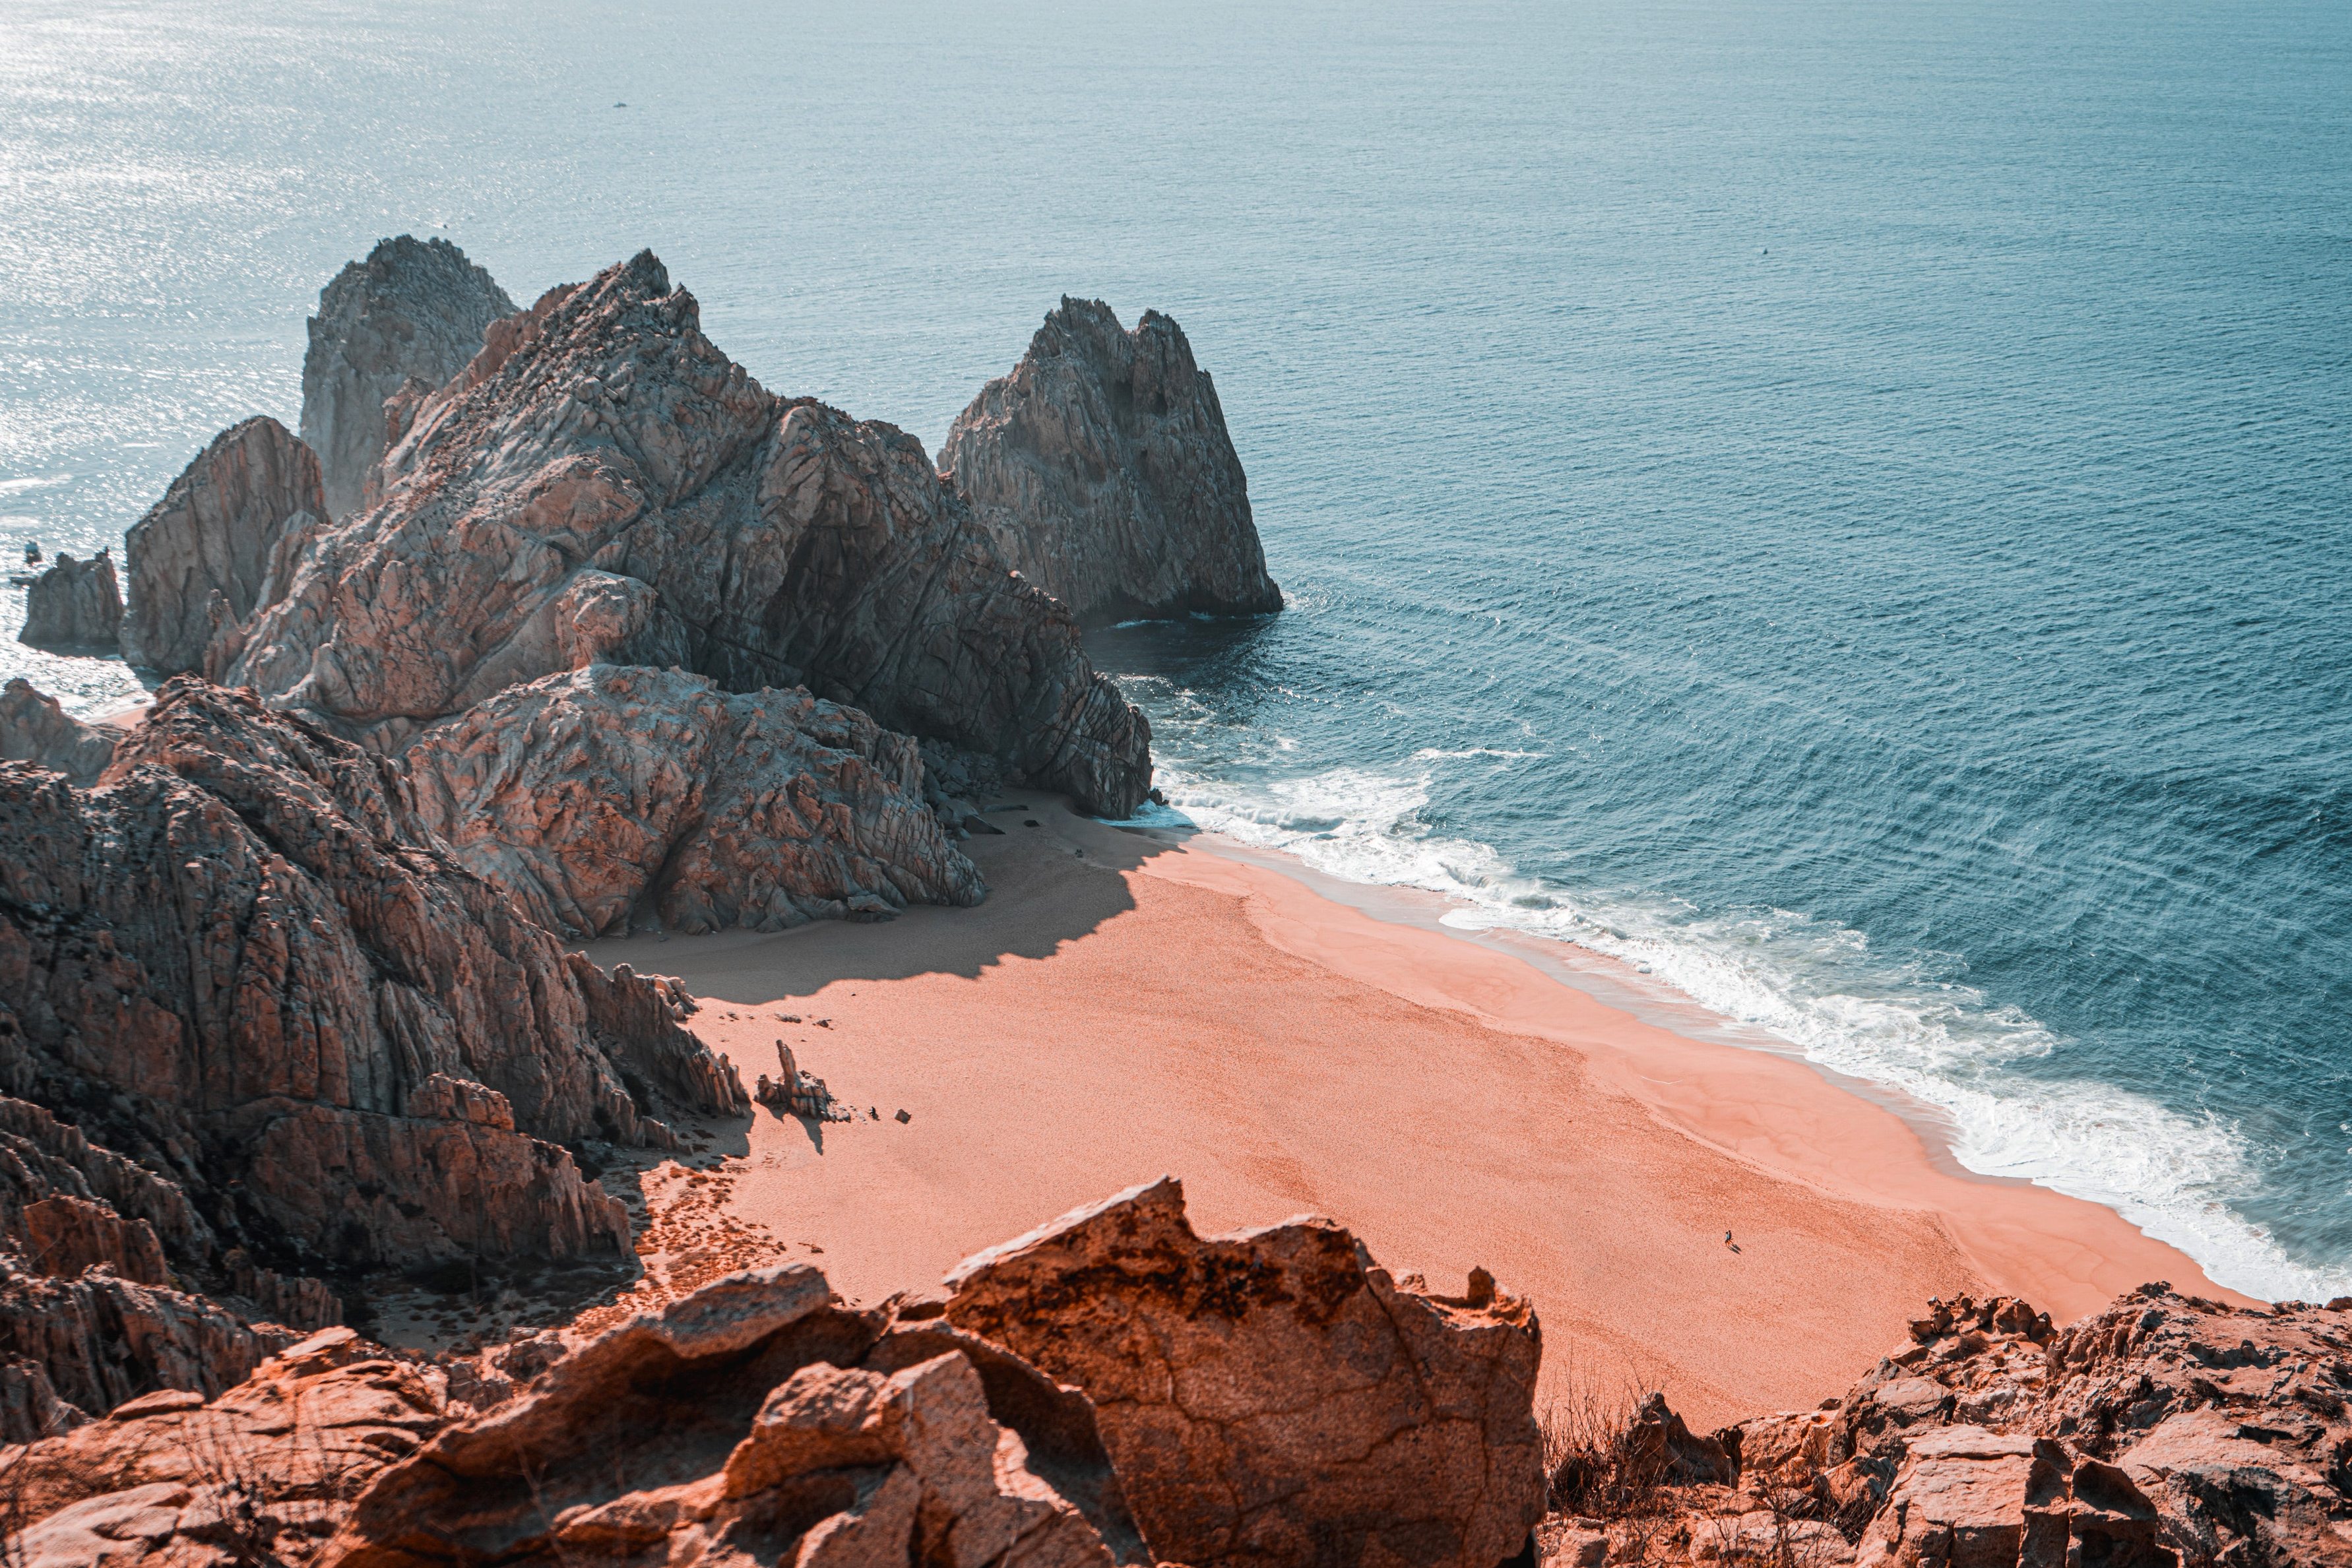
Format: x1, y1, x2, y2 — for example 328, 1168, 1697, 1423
592, 796, 2250, 1429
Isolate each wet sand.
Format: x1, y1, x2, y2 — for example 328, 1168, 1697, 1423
588, 798, 2248, 1428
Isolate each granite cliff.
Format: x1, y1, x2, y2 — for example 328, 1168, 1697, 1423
941, 298, 1281, 627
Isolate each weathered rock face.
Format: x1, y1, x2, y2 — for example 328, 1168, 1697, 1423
302, 235, 518, 518
222, 251, 1151, 815
18, 550, 122, 649
323, 1265, 1141, 1568
119, 415, 328, 676
943, 1176, 1548, 1568
4, 1326, 468, 1565
0, 678, 119, 783
404, 664, 984, 938
941, 298, 1281, 627
0, 677, 744, 1292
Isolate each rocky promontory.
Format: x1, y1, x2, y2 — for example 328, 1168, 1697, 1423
16, 550, 121, 650
302, 235, 518, 517
941, 298, 1281, 627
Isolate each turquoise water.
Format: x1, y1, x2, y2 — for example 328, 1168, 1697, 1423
3, 0, 2346, 1297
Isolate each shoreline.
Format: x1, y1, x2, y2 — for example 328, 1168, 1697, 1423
589, 796, 2250, 1427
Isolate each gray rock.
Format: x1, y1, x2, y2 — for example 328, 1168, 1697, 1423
16, 553, 121, 650
941, 298, 1281, 627
226, 251, 1153, 816
0, 680, 118, 784
301, 235, 517, 517
404, 664, 986, 937
120, 416, 327, 676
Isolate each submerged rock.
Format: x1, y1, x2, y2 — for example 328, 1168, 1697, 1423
119, 415, 328, 676
0, 677, 744, 1301
17, 550, 121, 649
220, 251, 1151, 815
0, 679, 118, 783
943, 1175, 1548, 1568
941, 298, 1281, 627
302, 235, 518, 518
404, 664, 986, 937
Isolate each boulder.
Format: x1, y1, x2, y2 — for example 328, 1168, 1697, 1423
0, 678, 119, 783
942, 1176, 1547, 1568
119, 416, 327, 676
302, 235, 517, 517
17, 551, 121, 649
404, 664, 984, 937
323, 1265, 1141, 1568
222, 251, 1153, 815
0, 677, 744, 1287
942, 298, 1281, 627
1853, 1426, 2174, 1568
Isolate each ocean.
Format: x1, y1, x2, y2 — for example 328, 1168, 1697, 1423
3, 0, 2346, 1299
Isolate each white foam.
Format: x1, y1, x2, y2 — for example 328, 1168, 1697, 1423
0, 476, 70, 496
1151, 752, 2352, 1303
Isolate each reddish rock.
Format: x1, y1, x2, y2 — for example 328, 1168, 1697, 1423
120, 416, 328, 677
302, 235, 518, 518
224, 251, 1152, 816
0, 678, 119, 784
405, 664, 984, 937
18, 1194, 168, 1285
942, 297, 1282, 627
17, 550, 121, 650
942, 1176, 1547, 1568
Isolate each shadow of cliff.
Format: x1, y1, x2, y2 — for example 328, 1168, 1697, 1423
583, 796, 1185, 999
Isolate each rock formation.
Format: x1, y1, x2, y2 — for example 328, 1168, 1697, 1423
941, 298, 1281, 627
1546, 1287, 2352, 1567
0, 678, 745, 1344
404, 664, 984, 937
17, 550, 121, 649
943, 1176, 1548, 1568
0, 679, 119, 783
218, 251, 1151, 816
119, 415, 328, 676
302, 235, 517, 518
323, 1264, 1142, 1568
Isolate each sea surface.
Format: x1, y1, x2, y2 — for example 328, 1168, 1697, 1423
3, 0, 2347, 1298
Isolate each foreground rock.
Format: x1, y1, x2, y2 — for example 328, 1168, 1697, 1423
302, 235, 518, 517
941, 298, 1281, 627
1552, 1288, 2352, 1567
119, 415, 329, 676
0, 677, 744, 1396
406, 664, 984, 937
0, 679, 119, 782
17, 550, 121, 649
220, 251, 1151, 815
944, 1176, 1548, 1568
324, 1265, 1142, 1568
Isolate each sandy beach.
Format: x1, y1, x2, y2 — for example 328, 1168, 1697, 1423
589, 798, 2249, 1429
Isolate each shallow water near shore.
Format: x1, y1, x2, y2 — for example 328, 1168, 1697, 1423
2, 0, 2346, 1298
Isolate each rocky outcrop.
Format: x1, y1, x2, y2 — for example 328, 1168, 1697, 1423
219, 251, 1151, 815
17, 550, 121, 648
119, 416, 328, 676
0, 679, 119, 783
404, 664, 984, 937
943, 1176, 1548, 1568
323, 1265, 1141, 1568
302, 235, 517, 518
0, 677, 744, 1292
941, 298, 1281, 627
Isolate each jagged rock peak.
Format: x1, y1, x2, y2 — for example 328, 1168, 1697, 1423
302, 234, 518, 517
405, 664, 986, 939
0, 676, 746, 1308
119, 414, 326, 677
224, 250, 1153, 815
941, 296, 1282, 627
16, 550, 121, 650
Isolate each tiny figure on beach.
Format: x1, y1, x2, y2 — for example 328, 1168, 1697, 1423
1724, 1230, 1742, 1254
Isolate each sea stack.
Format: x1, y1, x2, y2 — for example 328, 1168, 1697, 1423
15, 551, 121, 650
301, 234, 517, 517
941, 298, 1282, 627
119, 415, 327, 676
